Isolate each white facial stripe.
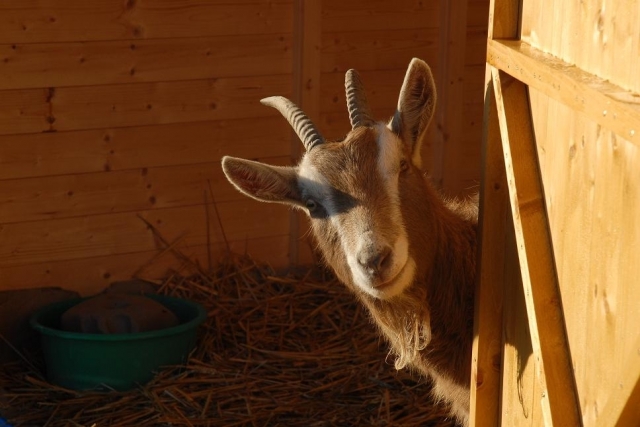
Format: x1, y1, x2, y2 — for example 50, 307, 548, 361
298, 157, 331, 205
376, 123, 402, 179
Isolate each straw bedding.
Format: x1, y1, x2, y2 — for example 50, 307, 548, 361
0, 255, 456, 426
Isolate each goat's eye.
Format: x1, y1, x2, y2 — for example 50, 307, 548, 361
399, 159, 409, 173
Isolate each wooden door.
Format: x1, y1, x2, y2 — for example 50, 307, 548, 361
470, 0, 640, 425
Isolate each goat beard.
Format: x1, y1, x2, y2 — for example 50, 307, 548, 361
360, 282, 431, 372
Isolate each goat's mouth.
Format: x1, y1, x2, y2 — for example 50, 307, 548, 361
371, 258, 416, 298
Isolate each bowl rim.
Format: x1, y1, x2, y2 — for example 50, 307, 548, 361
30, 294, 207, 342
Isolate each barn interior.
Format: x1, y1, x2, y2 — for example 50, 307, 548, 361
1, 0, 639, 426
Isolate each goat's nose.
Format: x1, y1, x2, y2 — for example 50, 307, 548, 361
357, 246, 392, 274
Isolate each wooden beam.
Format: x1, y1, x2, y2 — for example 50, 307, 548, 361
487, 39, 640, 145
470, 0, 519, 424
469, 65, 506, 427
491, 67, 582, 426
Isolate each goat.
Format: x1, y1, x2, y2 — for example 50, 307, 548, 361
221, 58, 478, 426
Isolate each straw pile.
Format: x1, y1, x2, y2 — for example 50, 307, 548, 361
0, 254, 456, 426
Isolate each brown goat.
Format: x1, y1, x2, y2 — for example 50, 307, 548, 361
221, 58, 478, 426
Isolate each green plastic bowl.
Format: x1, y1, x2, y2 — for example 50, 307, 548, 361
30, 294, 207, 391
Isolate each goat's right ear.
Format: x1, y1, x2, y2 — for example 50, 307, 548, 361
389, 58, 437, 168
221, 156, 302, 207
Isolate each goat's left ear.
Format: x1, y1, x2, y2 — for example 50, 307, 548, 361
221, 156, 303, 207
389, 58, 437, 168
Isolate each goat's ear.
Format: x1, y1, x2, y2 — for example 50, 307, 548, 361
389, 58, 437, 168
221, 156, 302, 207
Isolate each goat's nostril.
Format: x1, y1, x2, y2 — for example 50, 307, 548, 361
378, 247, 392, 270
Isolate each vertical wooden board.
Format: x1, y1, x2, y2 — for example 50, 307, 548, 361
436, 0, 468, 196
291, 0, 322, 266
0, 34, 292, 90
470, 71, 505, 427
0, 0, 294, 43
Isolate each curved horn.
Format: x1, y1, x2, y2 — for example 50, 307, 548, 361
260, 96, 324, 151
345, 69, 374, 129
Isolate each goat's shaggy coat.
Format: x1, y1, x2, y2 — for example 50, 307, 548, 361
222, 58, 478, 426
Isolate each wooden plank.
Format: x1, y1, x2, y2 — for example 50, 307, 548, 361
1, 235, 291, 296
0, 117, 290, 180
0, 0, 293, 44
491, 67, 582, 426
0, 157, 290, 223
0, 34, 292, 90
598, 334, 640, 426
470, 0, 517, 421
469, 67, 506, 427
322, 0, 439, 32
487, 39, 640, 146
321, 28, 439, 73
0, 87, 50, 134
47, 75, 292, 133
0, 201, 290, 267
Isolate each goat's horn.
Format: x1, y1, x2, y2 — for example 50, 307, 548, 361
345, 69, 374, 129
260, 96, 324, 151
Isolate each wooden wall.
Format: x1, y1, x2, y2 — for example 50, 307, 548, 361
0, 0, 488, 296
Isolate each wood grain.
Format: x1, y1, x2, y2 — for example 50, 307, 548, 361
49, 75, 292, 133
1, 235, 291, 296
322, 0, 439, 32
0, 34, 292, 90
0, 118, 291, 180
0, 0, 294, 44
0, 156, 291, 224
0, 201, 290, 268
321, 28, 439, 73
